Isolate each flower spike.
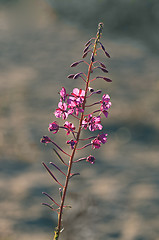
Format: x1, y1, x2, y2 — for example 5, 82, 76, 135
41, 22, 112, 239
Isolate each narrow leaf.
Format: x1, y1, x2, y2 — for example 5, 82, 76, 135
52, 148, 69, 166
50, 162, 67, 176
42, 162, 64, 188
42, 203, 59, 212
42, 192, 60, 207
70, 173, 80, 179
51, 140, 71, 157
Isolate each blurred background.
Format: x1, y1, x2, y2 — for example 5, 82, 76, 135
0, 0, 159, 239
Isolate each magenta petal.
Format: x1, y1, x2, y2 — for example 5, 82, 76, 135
73, 88, 79, 95
103, 110, 108, 118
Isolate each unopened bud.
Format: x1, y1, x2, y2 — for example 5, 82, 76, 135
88, 87, 94, 92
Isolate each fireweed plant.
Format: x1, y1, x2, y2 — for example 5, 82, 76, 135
41, 23, 112, 240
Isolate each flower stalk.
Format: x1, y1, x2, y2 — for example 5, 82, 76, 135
41, 22, 112, 239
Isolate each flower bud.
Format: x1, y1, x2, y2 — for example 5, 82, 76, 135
88, 87, 94, 92
86, 155, 95, 164
41, 136, 51, 143
48, 121, 59, 134
70, 60, 83, 67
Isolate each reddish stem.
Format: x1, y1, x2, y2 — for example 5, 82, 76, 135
55, 23, 103, 239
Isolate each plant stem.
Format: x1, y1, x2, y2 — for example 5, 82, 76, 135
55, 23, 102, 238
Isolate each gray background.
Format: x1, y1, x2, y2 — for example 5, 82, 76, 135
0, 1, 159, 239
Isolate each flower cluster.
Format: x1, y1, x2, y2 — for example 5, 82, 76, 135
54, 87, 85, 120
41, 23, 112, 240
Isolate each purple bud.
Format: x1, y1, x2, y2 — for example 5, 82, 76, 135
41, 136, 51, 143
103, 77, 112, 82
91, 53, 95, 62
96, 76, 112, 82
67, 74, 75, 79
66, 139, 77, 149
86, 155, 95, 164
95, 90, 102, 94
70, 60, 83, 67
91, 138, 101, 149
99, 42, 110, 58
85, 38, 94, 46
88, 87, 94, 92
97, 133, 108, 144
98, 61, 107, 69
48, 121, 59, 134
82, 50, 91, 58
73, 72, 83, 79
97, 67, 108, 73
83, 43, 92, 53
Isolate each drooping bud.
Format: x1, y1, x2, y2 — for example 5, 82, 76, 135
99, 42, 110, 58
41, 136, 51, 143
97, 133, 108, 144
96, 67, 108, 73
48, 121, 59, 134
91, 138, 101, 149
86, 155, 95, 164
97, 61, 107, 69
66, 139, 77, 149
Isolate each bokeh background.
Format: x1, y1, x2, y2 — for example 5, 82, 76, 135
0, 0, 159, 239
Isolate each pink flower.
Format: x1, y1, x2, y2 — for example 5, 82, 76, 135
89, 116, 103, 131
97, 133, 108, 144
82, 115, 103, 131
48, 121, 59, 134
91, 133, 108, 149
68, 88, 85, 107
60, 87, 67, 101
86, 155, 95, 164
66, 139, 77, 149
82, 115, 92, 130
64, 121, 75, 135
55, 102, 71, 120
91, 138, 101, 149
100, 94, 111, 118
